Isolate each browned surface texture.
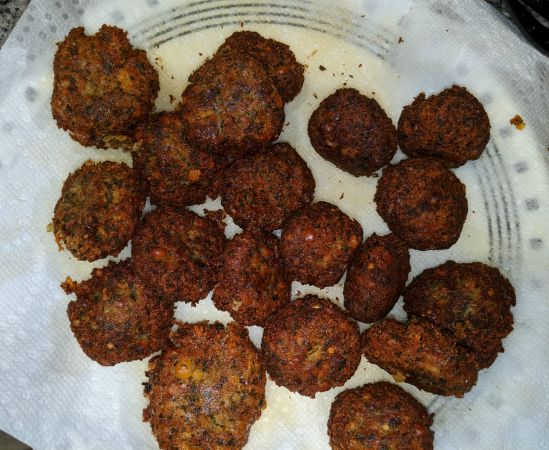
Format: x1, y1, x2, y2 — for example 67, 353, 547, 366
133, 111, 224, 207
261, 295, 361, 398
344, 233, 410, 323
374, 158, 467, 250
221, 142, 315, 231
132, 207, 226, 304
397, 85, 490, 167
63, 260, 173, 366
51, 25, 159, 149
180, 51, 284, 159
144, 322, 266, 450
403, 261, 515, 369
52, 160, 145, 262
280, 202, 362, 287
362, 319, 478, 397
308, 88, 397, 177
328, 382, 434, 450
213, 229, 290, 326
217, 31, 304, 102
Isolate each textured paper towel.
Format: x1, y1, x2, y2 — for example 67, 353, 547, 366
0, 0, 548, 449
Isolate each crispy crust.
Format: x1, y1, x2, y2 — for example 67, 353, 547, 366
261, 295, 361, 397
51, 25, 159, 149
144, 322, 266, 450
52, 160, 146, 262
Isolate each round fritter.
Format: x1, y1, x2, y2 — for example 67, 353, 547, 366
403, 261, 515, 369
362, 319, 478, 397
280, 202, 363, 288
374, 158, 467, 250
261, 295, 361, 398
398, 85, 490, 168
328, 382, 434, 450
213, 229, 291, 326
144, 322, 266, 450
308, 88, 397, 177
180, 51, 285, 159
344, 233, 410, 323
53, 160, 146, 262
131, 207, 226, 304
133, 112, 223, 207
51, 25, 159, 149
217, 31, 304, 102
63, 260, 173, 366
221, 142, 315, 231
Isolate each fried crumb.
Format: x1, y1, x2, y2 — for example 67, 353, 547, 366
510, 114, 525, 130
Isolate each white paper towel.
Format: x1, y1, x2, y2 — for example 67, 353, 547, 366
0, 0, 548, 449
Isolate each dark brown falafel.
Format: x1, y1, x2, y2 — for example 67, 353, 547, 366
144, 322, 266, 450
374, 158, 467, 250
280, 201, 362, 288
52, 160, 146, 262
403, 261, 515, 369
362, 319, 478, 397
217, 31, 304, 102
51, 25, 159, 149
131, 207, 226, 304
308, 88, 397, 177
180, 51, 285, 159
221, 142, 315, 231
63, 260, 173, 366
213, 228, 291, 326
133, 112, 223, 207
398, 85, 491, 167
344, 233, 410, 323
328, 382, 434, 450
261, 295, 361, 398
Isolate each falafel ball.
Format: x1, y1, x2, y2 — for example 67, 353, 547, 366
398, 85, 491, 167
213, 228, 291, 326
362, 319, 478, 397
217, 31, 304, 102
180, 50, 285, 159
308, 88, 397, 177
261, 295, 361, 397
374, 158, 467, 250
328, 382, 434, 450
403, 261, 515, 369
344, 233, 410, 323
51, 25, 159, 149
280, 202, 362, 288
131, 207, 226, 304
52, 160, 146, 262
144, 322, 266, 450
133, 112, 223, 207
221, 142, 315, 231
63, 260, 173, 366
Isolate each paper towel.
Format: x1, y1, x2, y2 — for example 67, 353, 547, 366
0, 0, 548, 449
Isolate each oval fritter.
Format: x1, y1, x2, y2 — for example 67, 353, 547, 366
132, 207, 226, 304
180, 51, 285, 159
280, 201, 362, 288
63, 260, 173, 366
144, 322, 266, 450
403, 261, 515, 369
51, 25, 159, 149
398, 85, 490, 167
362, 319, 478, 397
213, 228, 291, 326
374, 158, 467, 250
308, 88, 397, 177
221, 142, 315, 231
344, 233, 410, 323
52, 160, 146, 262
262, 295, 361, 397
328, 382, 434, 450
